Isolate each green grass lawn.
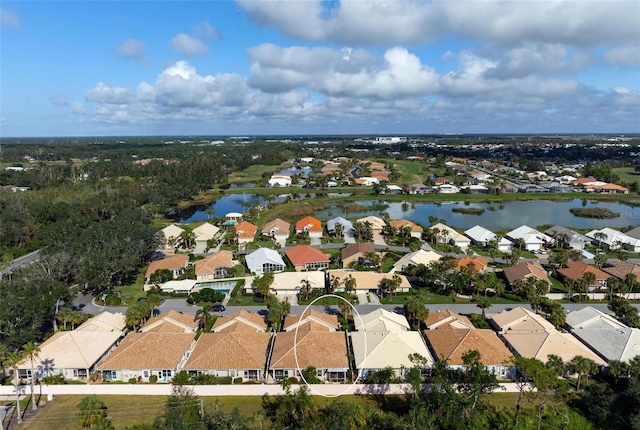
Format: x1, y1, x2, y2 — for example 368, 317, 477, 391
114, 271, 147, 305
227, 163, 285, 184
613, 167, 640, 184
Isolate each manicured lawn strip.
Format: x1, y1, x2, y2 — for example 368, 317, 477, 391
115, 271, 147, 305
227, 163, 287, 184
613, 167, 640, 184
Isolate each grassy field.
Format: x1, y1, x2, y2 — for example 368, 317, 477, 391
21, 394, 385, 430
227, 163, 288, 185
613, 166, 640, 184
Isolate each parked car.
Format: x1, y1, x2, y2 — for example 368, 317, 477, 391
212, 304, 226, 312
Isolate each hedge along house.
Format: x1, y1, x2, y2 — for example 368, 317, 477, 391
182, 332, 272, 382
96, 332, 195, 382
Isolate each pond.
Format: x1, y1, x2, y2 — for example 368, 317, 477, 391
276, 166, 313, 178
172, 196, 640, 230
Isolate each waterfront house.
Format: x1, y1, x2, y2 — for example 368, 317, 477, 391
544, 225, 589, 251
586, 228, 640, 252
506, 225, 553, 251
235, 221, 258, 248
295, 216, 323, 238
267, 174, 292, 187
193, 222, 220, 249
464, 225, 497, 247
356, 216, 386, 234
430, 223, 471, 249
194, 251, 234, 281
285, 245, 330, 271
388, 219, 423, 239
326, 216, 355, 237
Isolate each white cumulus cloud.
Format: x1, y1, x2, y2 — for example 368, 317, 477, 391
194, 21, 221, 40
603, 45, 640, 67
170, 33, 209, 57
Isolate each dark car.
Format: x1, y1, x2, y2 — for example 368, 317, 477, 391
212, 304, 226, 312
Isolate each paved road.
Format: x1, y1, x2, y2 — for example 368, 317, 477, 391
0, 250, 40, 277
75, 292, 628, 319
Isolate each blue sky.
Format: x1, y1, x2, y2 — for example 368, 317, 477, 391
1, 1, 639, 137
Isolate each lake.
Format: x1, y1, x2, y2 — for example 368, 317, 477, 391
173, 196, 640, 231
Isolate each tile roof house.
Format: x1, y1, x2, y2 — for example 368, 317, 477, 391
329, 270, 412, 293
96, 332, 195, 382
425, 310, 475, 330
326, 217, 355, 237
295, 216, 323, 238
430, 223, 471, 249
285, 245, 330, 271
502, 261, 551, 289
235, 221, 258, 248
464, 225, 497, 247
356, 216, 386, 234
17, 331, 123, 381
354, 308, 410, 332
193, 222, 220, 248
283, 309, 340, 332
140, 310, 199, 333
194, 250, 234, 281
453, 256, 489, 275
625, 226, 640, 240
145, 255, 190, 283
388, 219, 424, 238
489, 307, 557, 333
156, 279, 198, 294
268, 330, 349, 382
248, 271, 326, 297
245, 248, 286, 275
76, 311, 126, 332
602, 261, 640, 280
557, 261, 611, 289
506, 225, 553, 251
500, 330, 606, 365
351, 331, 434, 379
161, 224, 185, 252
262, 218, 291, 246
341, 243, 377, 268
390, 249, 441, 274
425, 329, 514, 378
212, 310, 267, 333
183, 332, 271, 381
544, 225, 589, 251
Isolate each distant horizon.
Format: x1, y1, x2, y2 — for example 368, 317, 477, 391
2, 132, 640, 140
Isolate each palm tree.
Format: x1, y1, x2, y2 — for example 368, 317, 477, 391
195, 303, 213, 330
328, 275, 340, 294
344, 275, 357, 294
299, 279, 312, 301
146, 293, 162, 317
404, 294, 429, 326
475, 297, 492, 318
23, 342, 40, 410
570, 355, 598, 390
3, 351, 25, 423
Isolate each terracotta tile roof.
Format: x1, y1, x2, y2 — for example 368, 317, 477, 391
602, 261, 640, 280
572, 177, 597, 184
341, 243, 375, 260
97, 333, 194, 370
212, 310, 267, 333
269, 331, 349, 370
183, 332, 270, 370
140, 310, 198, 333
370, 171, 389, 180
389, 219, 423, 233
454, 256, 489, 273
283, 309, 340, 332
489, 307, 556, 332
194, 251, 233, 275
557, 261, 611, 283
262, 218, 291, 236
425, 329, 512, 366
235, 221, 257, 239
145, 255, 189, 278
503, 261, 550, 286
425, 309, 474, 330
501, 330, 605, 365
295, 216, 323, 233
285, 245, 330, 266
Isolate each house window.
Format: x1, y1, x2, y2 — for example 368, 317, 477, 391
274, 370, 287, 381
143, 370, 150, 378
316, 369, 323, 377
246, 370, 258, 381
104, 371, 117, 380
74, 369, 87, 379
229, 370, 236, 378
327, 371, 346, 383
